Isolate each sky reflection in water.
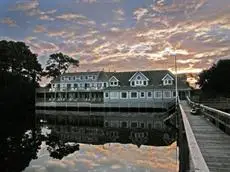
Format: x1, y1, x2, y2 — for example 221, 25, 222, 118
24, 141, 178, 172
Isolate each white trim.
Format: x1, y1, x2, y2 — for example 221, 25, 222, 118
120, 91, 128, 99
120, 121, 128, 128
163, 79, 173, 85
154, 91, 162, 99
109, 76, 119, 82
162, 74, 174, 81
104, 92, 109, 98
163, 91, 171, 98
140, 91, 145, 98
109, 91, 119, 99
130, 91, 138, 99
128, 71, 149, 81
147, 91, 152, 98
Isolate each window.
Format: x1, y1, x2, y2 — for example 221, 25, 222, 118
164, 79, 173, 85
131, 122, 137, 128
131, 81, 135, 86
61, 77, 65, 81
67, 84, 71, 89
173, 91, 176, 97
114, 82, 118, 85
137, 75, 141, 80
80, 76, 83, 80
57, 84, 60, 88
148, 123, 152, 129
104, 83, 107, 87
97, 83, 102, 88
92, 75, 96, 80
140, 92, 145, 98
110, 82, 114, 86
121, 122, 127, 128
74, 84, 78, 88
105, 92, 109, 98
121, 92, 127, 99
140, 123, 145, 128
154, 91, 162, 98
69, 77, 71, 80
131, 92, 137, 98
163, 91, 171, 98
85, 76, 88, 80
110, 92, 119, 99
147, 92, 152, 98
104, 122, 108, 127
143, 81, 147, 85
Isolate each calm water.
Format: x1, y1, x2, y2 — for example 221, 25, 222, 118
1, 111, 178, 172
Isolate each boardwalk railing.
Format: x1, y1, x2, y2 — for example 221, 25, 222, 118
187, 96, 230, 135
178, 98, 210, 172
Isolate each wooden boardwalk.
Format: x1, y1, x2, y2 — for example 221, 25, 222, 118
180, 101, 230, 172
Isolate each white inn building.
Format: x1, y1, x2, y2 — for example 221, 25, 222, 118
36, 70, 191, 109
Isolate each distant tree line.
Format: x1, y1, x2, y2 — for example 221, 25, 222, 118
197, 59, 230, 98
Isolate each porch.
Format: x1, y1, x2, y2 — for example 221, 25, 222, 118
36, 91, 104, 103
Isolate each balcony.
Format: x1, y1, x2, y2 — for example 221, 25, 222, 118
47, 87, 104, 92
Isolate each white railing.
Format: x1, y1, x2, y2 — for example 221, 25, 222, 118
48, 87, 104, 92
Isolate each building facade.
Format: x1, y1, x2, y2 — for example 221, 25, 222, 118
36, 70, 191, 108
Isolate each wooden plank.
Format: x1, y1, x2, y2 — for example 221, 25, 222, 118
180, 101, 230, 172
179, 101, 210, 172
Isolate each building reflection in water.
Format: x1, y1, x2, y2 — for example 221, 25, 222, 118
36, 111, 177, 149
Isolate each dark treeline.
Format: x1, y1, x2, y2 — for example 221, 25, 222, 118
197, 59, 230, 99
0, 40, 79, 172
0, 40, 79, 113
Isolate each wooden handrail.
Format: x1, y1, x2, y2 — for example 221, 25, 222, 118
187, 96, 230, 119
179, 99, 210, 172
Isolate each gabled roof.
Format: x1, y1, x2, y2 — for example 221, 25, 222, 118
128, 71, 149, 81
162, 74, 174, 81
49, 69, 190, 90
109, 76, 119, 81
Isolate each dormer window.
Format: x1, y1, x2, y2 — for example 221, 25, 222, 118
109, 76, 119, 87
164, 79, 172, 85
162, 74, 174, 86
129, 71, 149, 87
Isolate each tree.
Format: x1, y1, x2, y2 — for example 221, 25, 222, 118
0, 40, 42, 111
197, 59, 230, 97
43, 52, 79, 79
0, 40, 42, 82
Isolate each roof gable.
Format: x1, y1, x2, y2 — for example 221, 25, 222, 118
128, 71, 149, 81
109, 76, 119, 82
162, 74, 174, 81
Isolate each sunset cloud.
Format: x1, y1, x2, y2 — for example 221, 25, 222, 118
133, 8, 148, 21
1, 0, 230, 73
33, 25, 46, 33
1, 17, 17, 27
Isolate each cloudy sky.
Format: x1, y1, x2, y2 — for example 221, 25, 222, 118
1, 0, 230, 73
